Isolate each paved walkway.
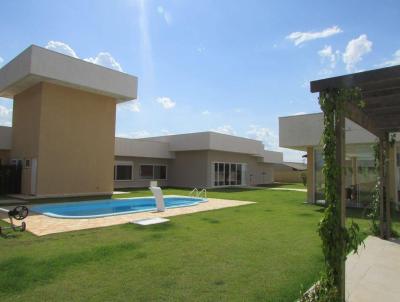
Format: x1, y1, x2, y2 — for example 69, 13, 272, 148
346, 236, 400, 301
4, 198, 254, 236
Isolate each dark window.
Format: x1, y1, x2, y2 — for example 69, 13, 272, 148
114, 165, 132, 180
237, 164, 242, 185
214, 163, 218, 186
140, 165, 153, 179
154, 165, 167, 180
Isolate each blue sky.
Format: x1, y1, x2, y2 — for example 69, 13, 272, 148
1, 0, 399, 161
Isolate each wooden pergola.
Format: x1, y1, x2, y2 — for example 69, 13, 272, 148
310, 65, 400, 300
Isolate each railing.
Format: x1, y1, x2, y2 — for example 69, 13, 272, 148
189, 188, 207, 199
189, 188, 199, 197
199, 189, 207, 199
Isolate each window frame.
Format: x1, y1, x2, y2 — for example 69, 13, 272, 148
139, 164, 168, 180
114, 161, 134, 181
211, 162, 246, 187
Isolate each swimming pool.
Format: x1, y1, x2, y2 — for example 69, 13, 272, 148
31, 196, 207, 219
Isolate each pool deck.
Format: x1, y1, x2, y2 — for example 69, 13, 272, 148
3, 198, 254, 236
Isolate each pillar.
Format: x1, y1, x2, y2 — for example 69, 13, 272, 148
306, 146, 314, 203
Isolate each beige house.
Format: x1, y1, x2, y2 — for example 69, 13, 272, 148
0, 45, 137, 198
114, 132, 283, 189
0, 45, 283, 197
279, 113, 399, 207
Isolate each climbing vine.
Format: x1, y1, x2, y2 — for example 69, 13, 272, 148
305, 88, 364, 301
369, 142, 381, 235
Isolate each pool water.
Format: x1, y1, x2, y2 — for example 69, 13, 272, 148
31, 196, 207, 219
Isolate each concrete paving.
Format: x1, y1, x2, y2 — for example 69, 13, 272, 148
2, 198, 254, 236
346, 236, 400, 302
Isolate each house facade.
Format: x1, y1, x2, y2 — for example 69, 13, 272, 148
114, 132, 283, 189
0, 45, 283, 198
279, 113, 399, 207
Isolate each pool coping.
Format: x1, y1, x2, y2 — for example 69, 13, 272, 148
2, 197, 255, 236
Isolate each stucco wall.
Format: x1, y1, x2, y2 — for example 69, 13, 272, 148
113, 156, 170, 188
206, 150, 274, 187
11, 82, 117, 197
34, 82, 116, 196
168, 151, 209, 188
11, 84, 43, 194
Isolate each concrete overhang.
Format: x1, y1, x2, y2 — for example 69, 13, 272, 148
279, 113, 377, 151
0, 45, 137, 103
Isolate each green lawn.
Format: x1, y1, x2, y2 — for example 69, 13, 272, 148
257, 182, 306, 189
0, 187, 398, 301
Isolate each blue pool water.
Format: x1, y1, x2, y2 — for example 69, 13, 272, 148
31, 196, 207, 219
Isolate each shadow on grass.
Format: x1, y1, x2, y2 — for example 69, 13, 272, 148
201, 217, 221, 224
0, 241, 141, 295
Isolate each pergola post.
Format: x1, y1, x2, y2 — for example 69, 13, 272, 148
379, 137, 385, 238
381, 135, 392, 239
335, 103, 346, 301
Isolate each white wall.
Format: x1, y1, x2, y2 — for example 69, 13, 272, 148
279, 113, 377, 150
0, 126, 12, 149
115, 137, 174, 159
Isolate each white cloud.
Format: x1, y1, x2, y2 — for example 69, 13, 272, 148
84, 52, 123, 72
286, 26, 342, 46
117, 130, 150, 139
202, 110, 210, 115
45, 41, 123, 72
0, 104, 12, 126
377, 49, 400, 67
45, 41, 78, 58
318, 45, 340, 75
234, 108, 243, 113
318, 45, 339, 68
246, 125, 278, 150
161, 129, 172, 135
156, 96, 176, 109
118, 100, 141, 112
157, 5, 172, 25
343, 34, 372, 72
293, 112, 307, 116
211, 125, 236, 135
0, 56, 3, 65
197, 46, 206, 53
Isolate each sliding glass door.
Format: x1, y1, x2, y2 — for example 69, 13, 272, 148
212, 162, 246, 186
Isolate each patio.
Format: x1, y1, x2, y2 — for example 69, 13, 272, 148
2, 197, 254, 236
346, 236, 400, 302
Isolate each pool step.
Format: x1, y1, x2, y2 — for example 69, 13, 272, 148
130, 217, 170, 226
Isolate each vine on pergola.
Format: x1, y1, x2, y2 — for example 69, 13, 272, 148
316, 88, 364, 301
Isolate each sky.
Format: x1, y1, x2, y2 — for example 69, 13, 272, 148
0, 0, 399, 162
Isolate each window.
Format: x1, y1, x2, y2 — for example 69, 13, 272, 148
140, 164, 167, 180
154, 165, 167, 180
114, 163, 133, 181
212, 162, 246, 186
24, 159, 30, 169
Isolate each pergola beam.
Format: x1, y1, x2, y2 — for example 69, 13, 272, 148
311, 65, 400, 93
343, 102, 384, 138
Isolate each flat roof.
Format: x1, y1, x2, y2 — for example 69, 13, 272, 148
0, 45, 138, 102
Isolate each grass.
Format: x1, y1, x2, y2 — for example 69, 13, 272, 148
256, 182, 306, 189
0, 187, 398, 301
